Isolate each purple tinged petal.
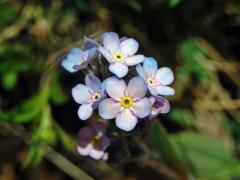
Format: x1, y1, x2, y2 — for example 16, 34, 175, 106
143, 57, 158, 76
155, 67, 174, 85
83, 37, 99, 50
99, 136, 111, 150
78, 103, 94, 120
89, 148, 104, 160
98, 98, 121, 119
92, 122, 107, 136
102, 153, 108, 161
105, 77, 126, 100
82, 48, 98, 62
150, 96, 170, 117
115, 108, 138, 132
102, 32, 120, 53
78, 126, 95, 140
120, 38, 139, 56
109, 63, 129, 78
131, 98, 151, 118
98, 46, 114, 63
136, 64, 147, 81
124, 55, 144, 66
126, 76, 147, 100
85, 73, 102, 92
72, 84, 92, 104
77, 143, 92, 156
155, 85, 175, 96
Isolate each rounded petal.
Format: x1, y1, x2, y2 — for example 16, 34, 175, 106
72, 84, 92, 104
143, 57, 158, 76
115, 109, 138, 132
125, 55, 144, 66
78, 126, 94, 140
109, 63, 128, 78
82, 48, 98, 62
155, 85, 175, 96
98, 98, 121, 119
99, 136, 111, 150
126, 76, 147, 100
120, 38, 139, 56
102, 32, 120, 53
155, 67, 174, 85
78, 103, 94, 120
85, 73, 102, 92
136, 64, 147, 81
77, 142, 92, 156
102, 153, 108, 161
105, 77, 126, 100
98, 46, 114, 63
61, 60, 77, 73
148, 86, 158, 96
89, 148, 104, 160
131, 98, 151, 118
92, 122, 107, 136
152, 96, 170, 114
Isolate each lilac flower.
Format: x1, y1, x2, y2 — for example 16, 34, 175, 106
98, 32, 145, 78
136, 57, 175, 96
98, 76, 151, 131
77, 122, 110, 160
72, 73, 105, 120
61, 38, 98, 73
147, 96, 170, 120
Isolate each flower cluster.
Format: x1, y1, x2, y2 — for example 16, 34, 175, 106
62, 32, 175, 160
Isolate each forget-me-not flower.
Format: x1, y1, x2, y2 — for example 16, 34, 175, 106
61, 38, 98, 73
98, 32, 144, 78
136, 57, 175, 96
77, 122, 110, 160
72, 73, 105, 120
98, 76, 151, 132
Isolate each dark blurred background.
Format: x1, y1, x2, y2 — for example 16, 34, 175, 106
0, 0, 240, 179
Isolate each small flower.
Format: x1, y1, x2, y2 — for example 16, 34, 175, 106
98, 32, 144, 78
98, 76, 151, 131
72, 73, 105, 120
61, 38, 98, 73
136, 57, 175, 96
147, 96, 170, 120
77, 122, 110, 160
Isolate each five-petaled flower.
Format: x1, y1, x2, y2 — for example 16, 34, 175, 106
72, 73, 105, 120
77, 122, 110, 160
61, 38, 98, 73
98, 32, 145, 78
98, 76, 151, 131
136, 57, 175, 96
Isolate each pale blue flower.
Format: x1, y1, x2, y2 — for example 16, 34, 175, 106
136, 57, 175, 96
61, 38, 98, 73
98, 76, 151, 132
72, 73, 105, 120
98, 32, 144, 78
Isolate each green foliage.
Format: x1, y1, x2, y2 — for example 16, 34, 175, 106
169, 0, 182, 7
169, 107, 194, 127
1, 71, 18, 90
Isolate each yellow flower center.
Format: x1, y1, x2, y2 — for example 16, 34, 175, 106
90, 136, 101, 146
92, 93, 100, 101
147, 77, 155, 86
113, 52, 124, 62
120, 96, 133, 108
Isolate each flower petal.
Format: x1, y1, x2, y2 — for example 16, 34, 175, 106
136, 64, 147, 81
109, 63, 129, 78
61, 60, 77, 73
115, 109, 138, 132
125, 55, 144, 66
155, 67, 174, 85
102, 32, 120, 53
72, 84, 92, 104
85, 73, 102, 93
98, 98, 121, 119
83, 37, 99, 50
148, 86, 158, 96
98, 46, 114, 63
78, 126, 94, 140
78, 103, 94, 120
92, 121, 107, 136
82, 48, 98, 62
77, 142, 92, 156
131, 98, 151, 118
120, 38, 139, 56
89, 148, 104, 160
105, 77, 126, 100
155, 85, 175, 96
126, 76, 147, 100
143, 57, 158, 76
150, 96, 170, 118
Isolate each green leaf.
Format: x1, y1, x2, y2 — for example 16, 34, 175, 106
147, 121, 186, 173
169, 0, 181, 7
23, 143, 44, 168
170, 132, 240, 179
169, 107, 194, 127
1, 71, 18, 90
